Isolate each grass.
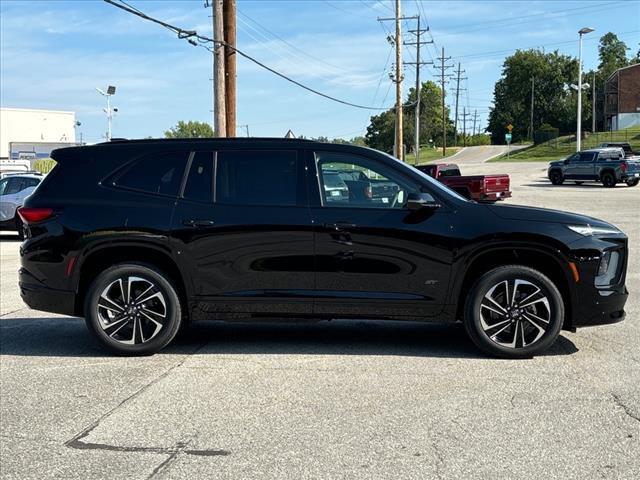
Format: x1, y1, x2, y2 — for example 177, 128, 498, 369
490, 128, 640, 162
405, 146, 460, 165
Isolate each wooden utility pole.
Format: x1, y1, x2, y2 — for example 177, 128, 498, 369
436, 47, 452, 156
405, 17, 433, 164
223, 0, 236, 137
472, 109, 478, 136
452, 63, 466, 146
212, 0, 226, 137
592, 72, 596, 132
394, 0, 403, 160
529, 77, 535, 141
461, 108, 471, 146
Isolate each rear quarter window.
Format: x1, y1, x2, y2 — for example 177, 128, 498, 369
114, 151, 188, 197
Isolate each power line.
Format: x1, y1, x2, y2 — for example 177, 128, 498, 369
104, 0, 393, 111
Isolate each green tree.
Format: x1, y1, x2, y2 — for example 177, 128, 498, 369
164, 120, 214, 138
597, 33, 630, 81
487, 49, 577, 144
365, 80, 451, 154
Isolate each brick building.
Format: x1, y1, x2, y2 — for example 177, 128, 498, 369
604, 63, 640, 131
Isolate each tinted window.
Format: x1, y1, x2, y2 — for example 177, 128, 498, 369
315, 152, 419, 209
183, 152, 214, 203
0, 178, 9, 196
116, 151, 187, 196
439, 167, 461, 177
4, 178, 22, 195
216, 150, 298, 206
578, 152, 595, 162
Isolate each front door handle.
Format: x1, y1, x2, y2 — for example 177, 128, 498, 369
324, 222, 357, 230
182, 219, 215, 228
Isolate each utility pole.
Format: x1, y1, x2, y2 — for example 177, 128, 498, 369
206, 0, 226, 137
529, 77, 535, 141
435, 47, 452, 157
378, 8, 420, 161
592, 72, 596, 133
223, 0, 237, 138
393, 0, 402, 160
405, 16, 433, 164
461, 108, 471, 146
452, 63, 466, 146
472, 109, 478, 137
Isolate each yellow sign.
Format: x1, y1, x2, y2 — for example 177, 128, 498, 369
507, 124, 514, 132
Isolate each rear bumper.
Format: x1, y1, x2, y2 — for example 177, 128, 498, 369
478, 191, 512, 202
19, 268, 76, 316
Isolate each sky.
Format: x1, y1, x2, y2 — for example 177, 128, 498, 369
1, 0, 639, 144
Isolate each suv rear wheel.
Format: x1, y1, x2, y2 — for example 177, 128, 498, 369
601, 172, 616, 188
464, 265, 564, 358
549, 170, 564, 185
84, 263, 182, 355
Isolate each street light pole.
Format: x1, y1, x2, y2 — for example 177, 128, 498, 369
576, 27, 594, 152
96, 86, 116, 141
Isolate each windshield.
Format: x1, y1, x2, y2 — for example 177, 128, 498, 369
378, 152, 470, 202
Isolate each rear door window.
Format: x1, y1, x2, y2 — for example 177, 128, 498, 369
215, 150, 299, 206
4, 178, 22, 195
183, 152, 214, 203
115, 151, 188, 196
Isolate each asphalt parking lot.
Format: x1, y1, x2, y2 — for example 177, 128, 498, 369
1, 160, 639, 480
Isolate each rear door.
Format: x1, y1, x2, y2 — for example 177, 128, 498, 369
170, 148, 314, 316
308, 149, 453, 319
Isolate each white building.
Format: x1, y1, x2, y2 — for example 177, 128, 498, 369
0, 107, 77, 159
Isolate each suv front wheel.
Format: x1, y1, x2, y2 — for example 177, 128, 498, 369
464, 265, 564, 358
549, 170, 564, 185
84, 263, 182, 355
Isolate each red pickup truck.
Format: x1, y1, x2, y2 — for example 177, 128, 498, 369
415, 163, 512, 202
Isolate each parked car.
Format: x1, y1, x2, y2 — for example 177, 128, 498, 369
415, 163, 511, 202
597, 142, 639, 159
19, 139, 629, 358
0, 173, 43, 238
548, 148, 640, 187
322, 171, 350, 203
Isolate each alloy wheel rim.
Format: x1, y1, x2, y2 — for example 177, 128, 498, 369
97, 276, 167, 345
479, 278, 551, 349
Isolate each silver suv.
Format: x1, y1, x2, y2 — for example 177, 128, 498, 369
0, 173, 43, 238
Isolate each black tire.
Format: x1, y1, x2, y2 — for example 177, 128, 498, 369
84, 263, 182, 355
14, 214, 24, 240
574, 181, 583, 185
601, 172, 616, 188
464, 265, 564, 359
549, 170, 564, 185
626, 178, 639, 187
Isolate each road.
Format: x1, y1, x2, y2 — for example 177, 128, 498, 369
445, 144, 529, 164
1, 162, 639, 479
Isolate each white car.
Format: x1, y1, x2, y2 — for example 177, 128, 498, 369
0, 173, 44, 238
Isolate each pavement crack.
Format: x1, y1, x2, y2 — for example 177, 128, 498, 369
431, 439, 445, 480
612, 393, 640, 423
65, 341, 209, 452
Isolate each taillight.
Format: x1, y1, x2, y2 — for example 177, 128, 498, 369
17, 207, 54, 224
365, 185, 373, 198
620, 161, 628, 173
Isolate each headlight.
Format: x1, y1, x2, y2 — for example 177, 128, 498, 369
596, 250, 620, 287
567, 224, 620, 236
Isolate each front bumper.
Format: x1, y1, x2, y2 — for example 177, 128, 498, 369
572, 285, 628, 327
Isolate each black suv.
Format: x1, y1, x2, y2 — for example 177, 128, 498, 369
19, 139, 629, 358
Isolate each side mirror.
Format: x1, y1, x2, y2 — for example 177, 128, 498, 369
406, 192, 440, 210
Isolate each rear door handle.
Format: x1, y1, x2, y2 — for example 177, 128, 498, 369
182, 219, 215, 228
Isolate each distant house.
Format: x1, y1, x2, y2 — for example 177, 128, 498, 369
604, 63, 640, 131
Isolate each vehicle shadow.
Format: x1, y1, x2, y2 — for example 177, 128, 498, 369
523, 181, 630, 189
0, 316, 578, 359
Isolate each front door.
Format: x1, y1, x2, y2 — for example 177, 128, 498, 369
564, 151, 596, 179
170, 149, 315, 317
308, 150, 454, 319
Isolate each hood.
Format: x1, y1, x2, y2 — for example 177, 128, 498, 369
548, 160, 565, 167
487, 203, 613, 228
